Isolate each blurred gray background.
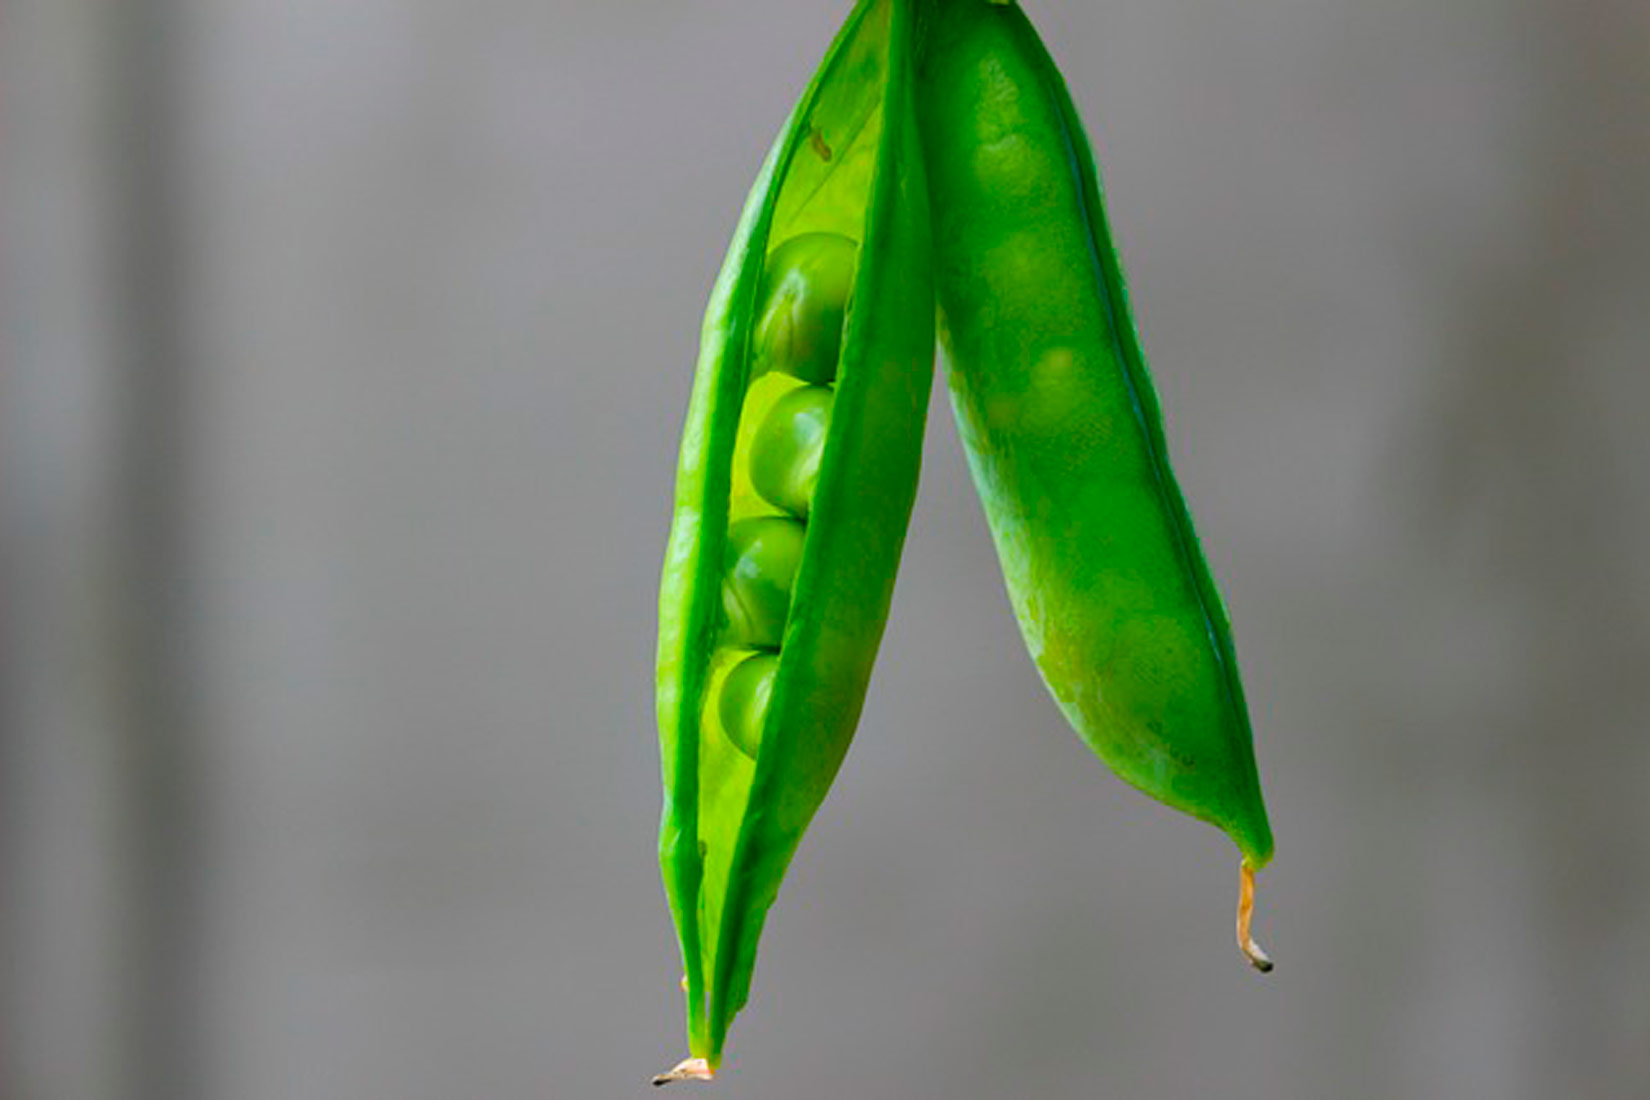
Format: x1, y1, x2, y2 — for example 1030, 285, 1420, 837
4, 0, 1648, 1097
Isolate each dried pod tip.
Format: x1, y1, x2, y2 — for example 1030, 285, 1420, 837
651, 1058, 715, 1087
1236, 861, 1274, 973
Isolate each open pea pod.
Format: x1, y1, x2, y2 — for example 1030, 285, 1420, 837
916, 0, 1275, 965
655, 0, 932, 1081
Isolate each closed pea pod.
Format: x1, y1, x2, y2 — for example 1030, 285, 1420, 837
654, 0, 932, 1082
916, 0, 1275, 965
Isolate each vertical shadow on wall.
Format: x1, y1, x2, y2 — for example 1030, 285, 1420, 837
113, 4, 205, 1099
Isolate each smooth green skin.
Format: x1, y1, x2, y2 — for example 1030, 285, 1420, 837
716, 652, 779, 759
657, 0, 932, 1070
750, 233, 859, 385
916, 0, 1272, 868
748, 385, 833, 518
721, 517, 808, 649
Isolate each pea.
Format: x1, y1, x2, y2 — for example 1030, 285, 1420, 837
720, 517, 808, 650
750, 233, 858, 385
714, 652, 779, 759
747, 385, 833, 518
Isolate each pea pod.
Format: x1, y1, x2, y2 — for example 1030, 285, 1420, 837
916, 0, 1275, 965
654, 0, 932, 1081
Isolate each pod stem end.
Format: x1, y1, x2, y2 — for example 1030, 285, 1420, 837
652, 1058, 715, 1087
1237, 861, 1274, 973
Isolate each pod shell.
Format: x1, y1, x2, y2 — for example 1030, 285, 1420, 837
657, 0, 933, 1069
916, 0, 1272, 867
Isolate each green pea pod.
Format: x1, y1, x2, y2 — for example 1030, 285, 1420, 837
655, 0, 933, 1081
916, 0, 1275, 966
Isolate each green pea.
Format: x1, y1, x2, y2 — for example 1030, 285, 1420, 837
720, 517, 807, 649
750, 233, 858, 385
714, 652, 778, 759
747, 385, 833, 518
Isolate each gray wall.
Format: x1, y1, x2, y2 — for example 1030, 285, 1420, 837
5, 1, 1649, 1097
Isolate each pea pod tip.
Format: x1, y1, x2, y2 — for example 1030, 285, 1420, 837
651, 1058, 714, 1087
1237, 862, 1274, 973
